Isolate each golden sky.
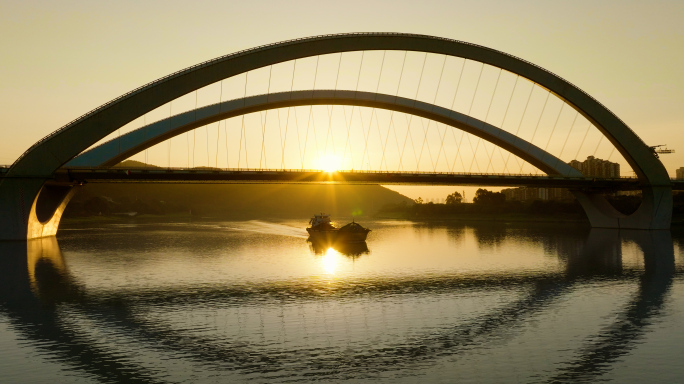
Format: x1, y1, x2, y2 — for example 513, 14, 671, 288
1, 0, 682, 200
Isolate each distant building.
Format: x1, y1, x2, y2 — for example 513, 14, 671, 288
501, 187, 574, 202
569, 156, 620, 178
501, 156, 624, 201
676, 167, 684, 180
501, 156, 620, 202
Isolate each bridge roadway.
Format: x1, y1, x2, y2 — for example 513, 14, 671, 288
5, 166, 684, 190
0, 166, 665, 191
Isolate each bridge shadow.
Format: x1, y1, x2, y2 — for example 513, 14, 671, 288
0, 239, 163, 383
0, 229, 677, 382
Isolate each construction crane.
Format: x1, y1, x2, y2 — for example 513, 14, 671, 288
650, 145, 675, 158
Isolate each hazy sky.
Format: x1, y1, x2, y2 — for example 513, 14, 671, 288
1, 0, 682, 200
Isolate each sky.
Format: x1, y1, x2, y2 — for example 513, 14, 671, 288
1, 0, 683, 201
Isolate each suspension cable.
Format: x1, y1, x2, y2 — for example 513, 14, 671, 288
215, 80, 223, 168
371, 53, 392, 170
277, 109, 283, 169
281, 60, 297, 169
259, 66, 273, 169
573, 122, 592, 163
503, 81, 535, 172
497, 75, 520, 172
168, 101, 172, 168
526, 91, 551, 149
302, 56, 321, 168
591, 134, 604, 158
391, 52, 411, 170
557, 111, 579, 161
483, 68, 503, 173
358, 107, 373, 170
259, 111, 267, 169
447, 58, 467, 172
466, 62, 485, 173
193, 90, 198, 167
342, 51, 364, 169
417, 118, 435, 171
431, 55, 451, 171
341, 106, 354, 169
238, 72, 248, 168
417, 54, 447, 171
369, 51, 406, 171
143, 114, 148, 165
542, 102, 566, 155
521, 91, 551, 173
294, 107, 303, 168
324, 53, 343, 157
224, 119, 229, 168
606, 146, 617, 164
373, 109, 386, 169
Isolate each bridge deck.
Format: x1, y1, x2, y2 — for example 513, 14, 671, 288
3, 166, 684, 190
0, 166, 655, 191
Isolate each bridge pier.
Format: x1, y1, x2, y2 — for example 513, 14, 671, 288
573, 186, 672, 230
0, 179, 77, 241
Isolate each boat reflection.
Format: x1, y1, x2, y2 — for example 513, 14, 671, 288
307, 238, 370, 258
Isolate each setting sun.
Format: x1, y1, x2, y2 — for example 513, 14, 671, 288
321, 247, 340, 274
318, 154, 342, 173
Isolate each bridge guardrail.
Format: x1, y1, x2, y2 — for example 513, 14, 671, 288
59, 166, 639, 180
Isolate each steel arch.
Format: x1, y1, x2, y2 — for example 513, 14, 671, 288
7, 33, 668, 186
67, 90, 582, 177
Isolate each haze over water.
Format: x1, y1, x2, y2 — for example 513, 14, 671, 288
1, 219, 683, 383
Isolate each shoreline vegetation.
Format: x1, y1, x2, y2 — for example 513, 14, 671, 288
61, 183, 684, 227
61, 163, 684, 226
377, 189, 684, 226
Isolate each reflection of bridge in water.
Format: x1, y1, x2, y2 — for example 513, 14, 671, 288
0, 33, 678, 240
0, 228, 677, 382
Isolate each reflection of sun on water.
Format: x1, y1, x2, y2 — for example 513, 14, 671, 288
321, 247, 340, 275
319, 154, 341, 173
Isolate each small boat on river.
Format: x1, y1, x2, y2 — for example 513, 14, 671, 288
306, 213, 371, 243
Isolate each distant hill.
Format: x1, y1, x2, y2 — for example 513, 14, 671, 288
112, 160, 160, 168
64, 178, 413, 220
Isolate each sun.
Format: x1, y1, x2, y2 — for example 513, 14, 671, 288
321, 247, 340, 275
318, 154, 341, 173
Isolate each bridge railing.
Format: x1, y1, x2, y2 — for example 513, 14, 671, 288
59, 165, 639, 180
11, 33, 643, 171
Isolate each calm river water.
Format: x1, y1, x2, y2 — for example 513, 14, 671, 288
1, 219, 683, 383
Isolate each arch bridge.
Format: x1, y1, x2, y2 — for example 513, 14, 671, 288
0, 33, 674, 240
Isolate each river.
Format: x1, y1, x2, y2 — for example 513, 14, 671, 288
1, 219, 683, 383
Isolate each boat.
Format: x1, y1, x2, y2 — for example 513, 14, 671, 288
306, 213, 371, 243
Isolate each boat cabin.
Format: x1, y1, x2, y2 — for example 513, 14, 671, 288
309, 213, 332, 227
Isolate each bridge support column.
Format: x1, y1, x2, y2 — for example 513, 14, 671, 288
0, 179, 77, 241
573, 186, 672, 230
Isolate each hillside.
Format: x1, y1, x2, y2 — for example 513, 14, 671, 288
64, 180, 413, 220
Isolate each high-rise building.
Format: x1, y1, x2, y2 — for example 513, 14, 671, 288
501, 156, 621, 202
569, 156, 620, 178
676, 167, 684, 180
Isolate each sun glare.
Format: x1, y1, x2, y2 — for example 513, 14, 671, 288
321, 248, 340, 275
319, 154, 341, 173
